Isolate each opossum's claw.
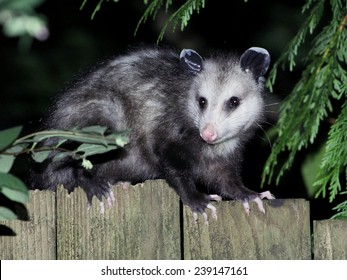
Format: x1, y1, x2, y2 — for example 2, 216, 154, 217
118, 181, 132, 190
99, 201, 105, 214
207, 203, 218, 220
260, 190, 275, 200
193, 209, 217, 226
99, 192, 113, 214
242, 190, 275, 215
242, 201, 251, 215
192, 204, 218, 225
209, 194, 222, 202
192, 194, 221, 225
106, 190, 115, 207
109, 181, 131, 190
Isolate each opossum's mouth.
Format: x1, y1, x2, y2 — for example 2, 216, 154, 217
201, 135, 234, 145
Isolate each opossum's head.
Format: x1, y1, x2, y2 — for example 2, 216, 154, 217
181, 47, 270, 148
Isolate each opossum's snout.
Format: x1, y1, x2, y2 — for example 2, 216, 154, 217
200, 123, 218, 144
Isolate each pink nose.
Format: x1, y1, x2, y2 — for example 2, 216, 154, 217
200, 123, 218, 143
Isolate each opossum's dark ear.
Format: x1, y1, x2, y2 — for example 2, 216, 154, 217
240, 47, 270, 78
180, 49, 203, 75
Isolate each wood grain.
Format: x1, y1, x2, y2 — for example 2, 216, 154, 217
314, 219, 347, 260
183, 199, 311, 259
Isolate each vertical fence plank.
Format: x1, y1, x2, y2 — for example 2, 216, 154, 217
313, 220, 347, 260
183, 199, 311, 260
56, 179, 181, 259
0, 190, 56, 259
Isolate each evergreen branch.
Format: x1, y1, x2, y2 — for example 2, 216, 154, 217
135, 0, 205, 42
91, 0, 105, 20
262, 1, 347, 193
331, 192, 347, 219
135, 0, 166, 36
266, 0, 325, 92
313, 11, 347, 73
315, 101, 347, 202
157, 0, 204, 42
80, 0, 119, 20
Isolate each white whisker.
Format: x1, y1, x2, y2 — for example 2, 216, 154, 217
255, 122, 272, 148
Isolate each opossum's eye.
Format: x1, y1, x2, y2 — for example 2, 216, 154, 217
227, 96, 240, 110
197, 96, 207, 110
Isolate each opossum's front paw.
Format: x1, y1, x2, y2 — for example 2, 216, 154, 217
184, 194, 222, 225
241, 191, 275, 215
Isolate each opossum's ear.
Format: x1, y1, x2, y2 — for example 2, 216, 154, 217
180, 49, 203, 75
240, 47, 270, 78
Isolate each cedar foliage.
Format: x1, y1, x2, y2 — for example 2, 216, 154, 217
262, 0, 347, 218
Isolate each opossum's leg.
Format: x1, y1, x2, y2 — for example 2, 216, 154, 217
157, 141, 220, 224
165, 174, 221, 224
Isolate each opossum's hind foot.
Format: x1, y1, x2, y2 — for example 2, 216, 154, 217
113, 181, 132, 190
81, 178, 114, 214
93, 182, 131, 214
87, 181, 132, 214
192, 194, 222, 225
242, 191, 275, 215
89, 190, 116, 214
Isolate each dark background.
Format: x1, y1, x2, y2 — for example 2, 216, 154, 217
0, 0, 333, 219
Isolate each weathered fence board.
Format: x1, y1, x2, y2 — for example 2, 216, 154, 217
1, 180, 346, 260
56, 180, 181, 260
313, 220, 347, 260
0, 190, 56, 259
183, 199, 311, 259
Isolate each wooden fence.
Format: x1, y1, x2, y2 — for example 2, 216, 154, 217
1, 180, 346, 260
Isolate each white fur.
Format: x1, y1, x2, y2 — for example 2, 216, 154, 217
187, 60, 263, 157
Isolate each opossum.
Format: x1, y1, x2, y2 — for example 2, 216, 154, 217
30, 45, 274, 224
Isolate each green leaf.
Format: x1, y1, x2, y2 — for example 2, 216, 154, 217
52, 151, 73, 162
0, 126, 22, 150
31, 150, 51, 163
2, 0, 45, 11
0, 173, 29, 204
0, 145, 24, 173
0, 206, 17, 221
77, 143, 109, 156
55, 138, 68, 148
80, 125, 108, 135
0, 154, 15, 173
